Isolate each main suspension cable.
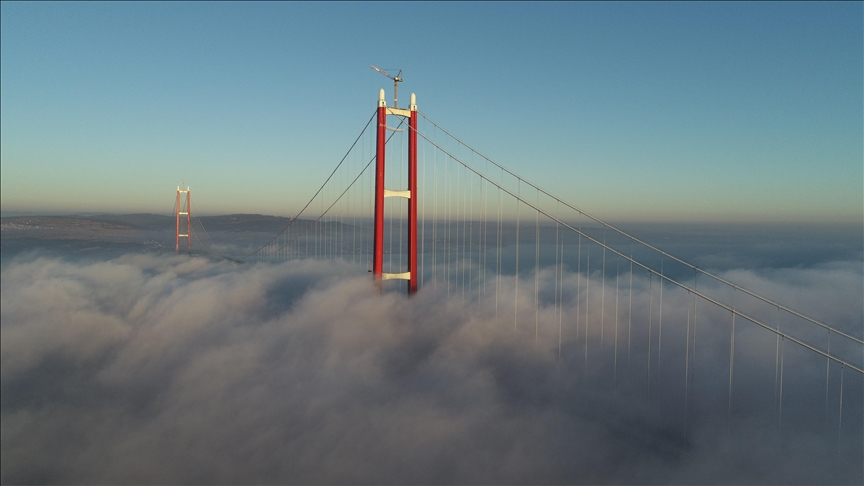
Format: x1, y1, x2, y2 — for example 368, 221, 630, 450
246, 110, 377, 259
417, 111, 861, 346
413, 127, 863, 374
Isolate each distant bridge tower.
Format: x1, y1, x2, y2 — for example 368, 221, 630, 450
374, 89, 419, 294
175, 185, 191, 253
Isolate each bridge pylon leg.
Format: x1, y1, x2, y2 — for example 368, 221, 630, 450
175, 189, 181, 252
373, 90, 387, 282
407, 95, 418, 294
186, 189, 191, 249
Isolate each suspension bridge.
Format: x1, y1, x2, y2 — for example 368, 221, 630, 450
181, 89, 862, 473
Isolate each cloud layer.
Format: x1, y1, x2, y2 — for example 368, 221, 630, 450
2, 254, 861, 484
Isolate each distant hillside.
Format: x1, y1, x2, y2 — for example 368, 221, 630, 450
197, 214, 295, 232
0, 213, 353, 235
1, 215, 142, 232
0, 214, 294, 261
11, 213, 301, 231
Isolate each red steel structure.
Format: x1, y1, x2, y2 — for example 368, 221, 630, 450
373, 91, 386, 279
407, 94, 418, 294
175, 186, 191, 253
373, 89, 419, 294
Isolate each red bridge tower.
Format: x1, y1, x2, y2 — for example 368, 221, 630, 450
175, 185, 191, 253
373, 89, 418, 294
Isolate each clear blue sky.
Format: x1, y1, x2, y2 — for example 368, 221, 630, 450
2, 2, 861, 223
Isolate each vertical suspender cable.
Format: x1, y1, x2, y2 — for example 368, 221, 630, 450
535, 208, 540, 346
692, 274, 698, 435
456, 162, 462, 296
779, 335, 785, 430
614, 255, 620, 387
462, 165, 468, 298
482, 162, 489, 295
469, 172, 474, 298
658, 257, 664, 383
558, 223, 564, 361
774, 307, 781, 421
601, 233, 606, 346
421, 120, 426, 287
648, 273, 653, 392
825, 330, 831, 432
576, 232, 582, 359
685, 296, 691, 443
445, 150, 451, 295
838, 364, 844, 447
585, 241, 590, 378
432, 128, 438, 289
496, 186, 503, 316
728, 292, 737, 431
555, 200, 561, 360
628, 240, 633, 370
515, 182, 521, 332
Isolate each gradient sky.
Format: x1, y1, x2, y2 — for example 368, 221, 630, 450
1, 2, 861, 223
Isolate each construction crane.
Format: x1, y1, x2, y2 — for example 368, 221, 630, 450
371, 65, 403, 108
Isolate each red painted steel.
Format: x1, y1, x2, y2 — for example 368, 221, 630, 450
186, 190, 191, 249
175, 190, 180, 253
407, 108, 418, 294
373, 104, 386, 280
